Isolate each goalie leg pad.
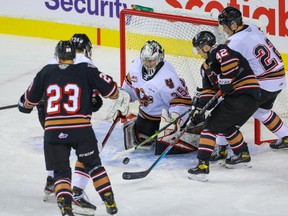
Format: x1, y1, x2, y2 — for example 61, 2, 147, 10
156, 131, 199, 155
180, 132, 199, 149
156, 109, 199, 155
123, 118, 137, 150
123, 117, 156, 150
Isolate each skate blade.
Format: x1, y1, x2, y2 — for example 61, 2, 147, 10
210, 159, 226, 167
270, 147, 288, 150
72, 203, 96, 216
188, 173, 208, 182
225, 162, 252, 169
43, 193, 55, 202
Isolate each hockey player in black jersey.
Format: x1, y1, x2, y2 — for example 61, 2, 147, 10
18, 40, 118, 216
35, 33, 100, 215
187, 31, 261, 182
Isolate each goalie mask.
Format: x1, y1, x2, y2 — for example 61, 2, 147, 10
140, 40, 165, 78
70, 33, 93, 58
218, 6, 243, 27
55, 40, 76, 61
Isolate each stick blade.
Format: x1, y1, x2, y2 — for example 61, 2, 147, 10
122, 170, 149, 180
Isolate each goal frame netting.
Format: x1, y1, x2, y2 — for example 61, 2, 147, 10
119, 8, 276, 145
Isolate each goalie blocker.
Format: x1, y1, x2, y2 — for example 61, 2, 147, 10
123, 109, 199, 155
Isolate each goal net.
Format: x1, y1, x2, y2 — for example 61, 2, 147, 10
119, 6, 288, 144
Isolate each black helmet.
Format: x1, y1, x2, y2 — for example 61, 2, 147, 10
218, 6, 242, 27
55, 40, 76, 60
192, 31, 216, 49
70, 33, 92, 58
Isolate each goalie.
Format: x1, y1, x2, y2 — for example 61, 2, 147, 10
121, 40, 199, 155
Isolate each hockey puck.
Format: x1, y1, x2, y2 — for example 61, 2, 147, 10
122, 157, 130, 165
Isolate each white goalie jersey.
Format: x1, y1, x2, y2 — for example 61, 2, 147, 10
226, 23, 286, 92
122, 57, 192, 123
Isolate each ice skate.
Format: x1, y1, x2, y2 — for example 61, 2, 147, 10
72, 186, 96, 216
209, 145, 228, 166
103, 192, 118, 215
188, 160, 209, 182
43, 176, 55, 202
269, 136, 288, 149
225, 152, 252, 169
57, 197, 75, 216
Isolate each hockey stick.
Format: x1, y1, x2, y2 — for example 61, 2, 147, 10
0, 104, 18, 110
122, 90, 221, 180
112, 108, 192, 160
101, 111, 122, 148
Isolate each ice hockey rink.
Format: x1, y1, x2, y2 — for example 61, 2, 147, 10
0, 34, 288, 216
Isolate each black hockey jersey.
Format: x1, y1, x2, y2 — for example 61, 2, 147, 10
24, 62, 118, 141
197, 44, 261, 108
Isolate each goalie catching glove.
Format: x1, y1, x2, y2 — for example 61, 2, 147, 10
106, 88, 130, 120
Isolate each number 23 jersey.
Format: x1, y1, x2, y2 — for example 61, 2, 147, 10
24, 62, 118, 135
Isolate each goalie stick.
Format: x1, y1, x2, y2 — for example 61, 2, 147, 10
112, 108, 192, 160
0, 104, 18, 110
122, 90, 221, 180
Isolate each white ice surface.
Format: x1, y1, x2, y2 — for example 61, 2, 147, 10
0, 34, 288, 216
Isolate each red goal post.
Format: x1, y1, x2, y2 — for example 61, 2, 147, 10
119, 7, 284, 145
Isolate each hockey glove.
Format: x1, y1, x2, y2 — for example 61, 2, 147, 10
106, 88, 130, 119
217, 75, 233, 94
91, 90, 103, 112
190, 107, 205, 126
18, 94, 33, 114
36, 96, 46, 129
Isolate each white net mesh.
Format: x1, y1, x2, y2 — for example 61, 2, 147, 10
124, 8, 226, 94
121, 7, 288, 142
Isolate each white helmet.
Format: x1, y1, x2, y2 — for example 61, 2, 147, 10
140, 40, 165, 78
